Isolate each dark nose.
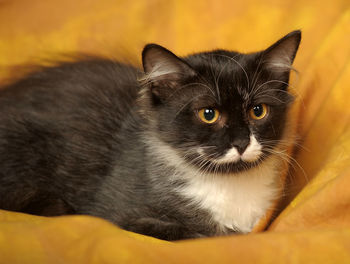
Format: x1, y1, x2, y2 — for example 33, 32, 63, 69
232, 137, 250, 155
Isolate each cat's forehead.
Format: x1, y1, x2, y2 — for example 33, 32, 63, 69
184, 51, 259, 100
185, 50, 257, 74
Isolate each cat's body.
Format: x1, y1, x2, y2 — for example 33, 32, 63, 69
0, 31, 301, 240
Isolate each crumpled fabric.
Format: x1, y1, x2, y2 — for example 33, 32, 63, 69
0, 0, 349, 263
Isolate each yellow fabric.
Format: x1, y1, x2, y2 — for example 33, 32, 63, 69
0, 0, 350, 263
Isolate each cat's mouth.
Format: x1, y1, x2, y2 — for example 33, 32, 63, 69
196, 156, 266, 174
192, 135, 265, 173
191, 143, 266, 174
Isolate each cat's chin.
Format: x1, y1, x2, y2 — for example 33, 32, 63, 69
198, 158, 266, 175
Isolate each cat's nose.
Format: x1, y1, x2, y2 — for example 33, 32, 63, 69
232, 138, 250, 155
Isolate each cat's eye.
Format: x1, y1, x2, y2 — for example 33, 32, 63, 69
197, 108, 220, 124
249, 104, 268, 120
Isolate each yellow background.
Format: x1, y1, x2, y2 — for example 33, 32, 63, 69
0, 0, 350, 263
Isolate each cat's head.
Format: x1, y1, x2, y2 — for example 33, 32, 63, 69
139, 31, 301, 174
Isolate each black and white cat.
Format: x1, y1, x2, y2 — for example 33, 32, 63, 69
0, 31, 301, 240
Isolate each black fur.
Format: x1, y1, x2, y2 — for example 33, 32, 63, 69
0, 31, 301, 240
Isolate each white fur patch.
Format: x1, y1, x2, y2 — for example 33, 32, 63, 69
179, 157, 279, 233
144, 134, 281, 233
139, 61, 179, 84
215, 147, 240, 164
241, 135, 262, 162
146, 64, 177, 80
214, 135, 262, 164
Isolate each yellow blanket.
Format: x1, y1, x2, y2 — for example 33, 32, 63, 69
0, 0, 350, 262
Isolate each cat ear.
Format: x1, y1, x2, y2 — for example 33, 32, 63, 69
142, 44, 195, 87
262, 30, 301, 72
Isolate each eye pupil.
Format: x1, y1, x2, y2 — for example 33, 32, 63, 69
204, 108, 215, 121
253, 105, 263, 117
198, 108, 219, 124
250, 103, 268, 120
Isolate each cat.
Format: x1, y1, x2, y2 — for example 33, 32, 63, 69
0, 30, 301, 240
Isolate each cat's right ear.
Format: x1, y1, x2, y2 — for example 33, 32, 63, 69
141, 44, 195, 100
262, 30, 301, 73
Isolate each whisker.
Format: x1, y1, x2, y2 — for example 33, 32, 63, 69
249, 56, 264, 97
210, 55, 222, 104
172, 94, 216, 121
164, 82, 217, 103
259, 138, 310, 152
264, 147, 308, 183
253, 80, 291, 95
211, 54, 250, 90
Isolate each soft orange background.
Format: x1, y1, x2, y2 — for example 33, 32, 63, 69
0, 0, 350, 263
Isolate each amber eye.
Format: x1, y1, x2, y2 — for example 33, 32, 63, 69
198, 108, 220, 124
249, 104, 268, 120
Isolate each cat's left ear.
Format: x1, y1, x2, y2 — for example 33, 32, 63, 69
141, 44, 196, 98
262, 30, 301, 73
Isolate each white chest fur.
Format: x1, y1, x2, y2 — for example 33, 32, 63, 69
178, 157, 280, 233
145, 135, 281, 233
